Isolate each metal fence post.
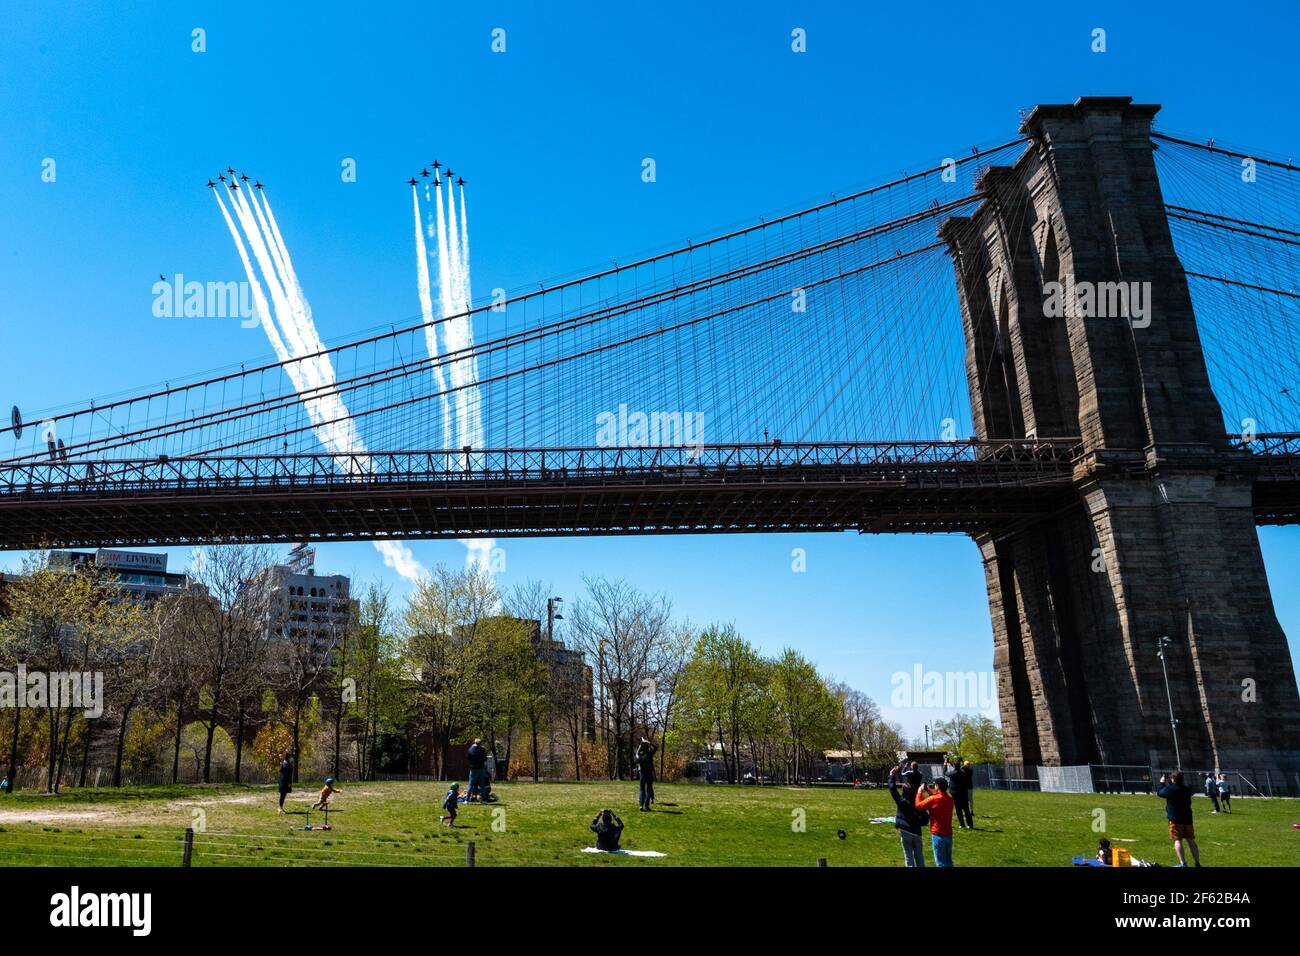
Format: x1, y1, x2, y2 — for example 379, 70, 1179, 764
182, 827, 193, 867
466, 841, 476, 867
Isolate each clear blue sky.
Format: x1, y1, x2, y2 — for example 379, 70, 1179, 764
2, 1, 1297, 738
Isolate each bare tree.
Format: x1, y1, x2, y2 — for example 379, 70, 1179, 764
182, 544, 275, 783
568, 577, 671, 780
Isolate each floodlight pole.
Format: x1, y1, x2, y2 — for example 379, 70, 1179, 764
1157, 636, 1182, 771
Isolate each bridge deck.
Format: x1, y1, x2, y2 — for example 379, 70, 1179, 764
0, 440, 1295, 548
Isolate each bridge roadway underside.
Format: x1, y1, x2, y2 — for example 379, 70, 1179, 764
0, 450, 1294, 549
0, 457, 1087, 548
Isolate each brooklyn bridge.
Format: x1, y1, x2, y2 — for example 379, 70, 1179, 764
3, 98, 1299, 775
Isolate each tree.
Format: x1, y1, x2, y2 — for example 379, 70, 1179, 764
155, 605, 200, 784
567, 577, 672, 779
182, 544, 275, 783
934, 713, 1004, 764
348, 584, 403, 781
678, 624, 764, 784
105, 593, 166, 788
770, 648, 840, 785
831, 682, 882, 779
402, 565, 499, 779
0, 552, 116, 792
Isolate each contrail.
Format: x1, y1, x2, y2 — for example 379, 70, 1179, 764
214, 179, 428, 582
412, 168, 493, 569
413, 185, 453, 445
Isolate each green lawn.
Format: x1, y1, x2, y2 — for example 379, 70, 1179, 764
0, 781, 1296, 867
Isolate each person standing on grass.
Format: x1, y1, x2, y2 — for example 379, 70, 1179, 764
0, 770, 10, 794
634, 737, 657, 811
1203, 772, 1221, 813
900, 760, 923, 790
277, 753, 294, 813
916, 777, 956, 867
1216, 773, 1232, 813
1157, 771, 1201, 867
946, 757, 973, 829
466, 738, 488, 803
440, 782, 460, 827
887, 765, 928, 868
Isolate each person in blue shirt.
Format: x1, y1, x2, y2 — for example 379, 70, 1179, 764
440, 782, 460, 827
0, 770, 10, 794
1156, 771, 1201, 867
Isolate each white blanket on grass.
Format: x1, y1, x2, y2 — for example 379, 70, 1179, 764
581, 847, 667, 857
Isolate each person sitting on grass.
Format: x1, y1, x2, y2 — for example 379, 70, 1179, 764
915, 777, 956, 867
1156, 771, 1201, 867
440, 782, 460, 827
591, 809, 625, 851
311, 777, 340, 811
1097, 838, 1113, 865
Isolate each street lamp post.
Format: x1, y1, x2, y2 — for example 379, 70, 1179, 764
1157, 636, 1182, 771
546, 596, 563, 643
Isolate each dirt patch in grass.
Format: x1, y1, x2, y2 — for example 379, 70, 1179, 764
0, 808, 113, 824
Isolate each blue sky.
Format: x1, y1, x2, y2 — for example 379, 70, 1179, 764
1, 1, 1297, 738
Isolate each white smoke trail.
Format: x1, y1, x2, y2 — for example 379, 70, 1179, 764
441, 182, 474, 447
412, 171, 493, 567
413, 186, 453, 446
215, 181, 428, 583
456, 183, 482, 449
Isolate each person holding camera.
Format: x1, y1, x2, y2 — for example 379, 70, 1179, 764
915, 777, 957, 867
591, 808, 625, 851
1156, 771, 1201, 867
887, 765, 929, 867
634, 737, 657, 811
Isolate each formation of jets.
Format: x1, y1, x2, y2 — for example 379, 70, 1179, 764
407, 159, 465, 187
206, 169, 264, 190
205, 161, 461, 192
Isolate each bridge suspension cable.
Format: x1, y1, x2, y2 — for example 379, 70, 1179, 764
1154, 131, 1300, 433
6, 137, 1032, 463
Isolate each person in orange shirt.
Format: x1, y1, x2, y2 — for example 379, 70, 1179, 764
915, 777, 956, 867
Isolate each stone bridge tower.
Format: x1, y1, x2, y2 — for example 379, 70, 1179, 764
941, 97, 1300, 772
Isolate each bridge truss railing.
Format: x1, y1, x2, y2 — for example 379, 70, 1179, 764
0, 439, 1085, 497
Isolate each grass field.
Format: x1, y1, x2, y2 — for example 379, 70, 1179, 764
0, 781, 1296, 867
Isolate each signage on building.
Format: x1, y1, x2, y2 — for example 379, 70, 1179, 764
95, 549, 168, 573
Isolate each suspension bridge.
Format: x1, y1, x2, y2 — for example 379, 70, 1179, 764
3, 97, 1299, 772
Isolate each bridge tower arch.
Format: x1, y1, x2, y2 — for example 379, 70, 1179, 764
942, 97, 1300, 771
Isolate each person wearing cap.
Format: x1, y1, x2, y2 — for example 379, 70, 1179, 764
312, 777, 340, 810
440, 782, 460, 827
